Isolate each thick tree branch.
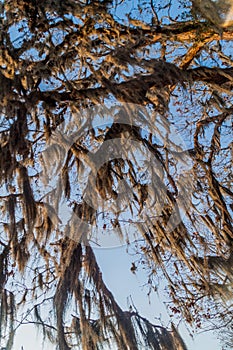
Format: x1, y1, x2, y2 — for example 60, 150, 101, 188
27, 64, 233, 106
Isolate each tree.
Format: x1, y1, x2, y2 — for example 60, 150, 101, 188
0, 0, 232, 349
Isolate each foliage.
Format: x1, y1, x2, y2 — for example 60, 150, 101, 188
0, 0, 232, 349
